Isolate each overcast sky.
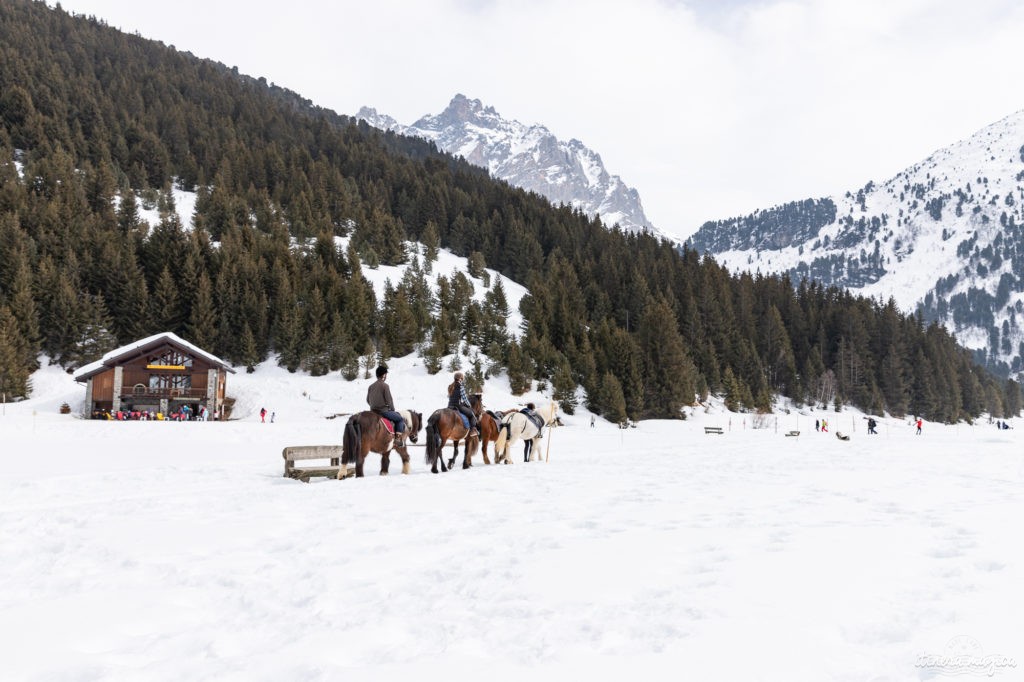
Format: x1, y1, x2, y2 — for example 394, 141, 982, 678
53, 0, 1024, 240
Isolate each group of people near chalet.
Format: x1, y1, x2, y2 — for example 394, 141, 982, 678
92, 404, 210, 421
366, 363, 543, 441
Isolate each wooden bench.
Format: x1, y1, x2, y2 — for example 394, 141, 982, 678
282, 445, 354, 482
704, 426, 724, 435
785, 430, 800, 437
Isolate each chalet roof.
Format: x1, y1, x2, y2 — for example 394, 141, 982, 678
73, 332, 236, 382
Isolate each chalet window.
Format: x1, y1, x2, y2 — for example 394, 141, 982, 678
146, 349, 194, 370
148, 374, 191, 390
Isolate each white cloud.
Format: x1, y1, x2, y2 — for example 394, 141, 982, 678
54, 0, 1024, 238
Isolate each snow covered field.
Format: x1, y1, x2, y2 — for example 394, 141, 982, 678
2, 359, 1022, 681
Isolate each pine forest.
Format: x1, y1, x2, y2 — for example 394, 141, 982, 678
0, 0, 1019, 422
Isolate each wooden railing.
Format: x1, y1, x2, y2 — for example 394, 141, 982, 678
121, 387, 207, 400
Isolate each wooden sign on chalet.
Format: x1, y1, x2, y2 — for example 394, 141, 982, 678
73, 332, 235, 419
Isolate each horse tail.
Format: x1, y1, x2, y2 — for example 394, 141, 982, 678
494, 418, 509, 453
342, 416, 361, 465
425, 416, 440, 465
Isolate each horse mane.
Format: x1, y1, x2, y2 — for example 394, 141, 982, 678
542, 401, 559, 424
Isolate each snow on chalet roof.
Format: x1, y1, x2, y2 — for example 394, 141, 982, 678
73, 332, 236, 381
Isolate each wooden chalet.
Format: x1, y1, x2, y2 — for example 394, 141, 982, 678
73, 332, 235, 418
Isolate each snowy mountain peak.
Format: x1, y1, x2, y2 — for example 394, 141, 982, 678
357, 95, 661, 238
688, 110, 1024, 377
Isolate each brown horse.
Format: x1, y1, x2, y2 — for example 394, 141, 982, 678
425, 407, 480, 473
342, 409, 422, 477
446, 394, 501, 469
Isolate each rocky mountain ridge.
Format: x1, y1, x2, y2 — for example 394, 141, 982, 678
358, 94, 659, 237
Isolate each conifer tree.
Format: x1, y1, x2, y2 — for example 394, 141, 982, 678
7, 259, 41, 368
422, 220, 440, 265
505, 340, 531, 395
239, 322, 260, 373
552, 360, 578, 415
343, 242, 376, 351
637, 297, 697, 418
465, 355, 485, 394
722, 367, 744, 412
301, 286, 331, 375
0, 306, 31, 398
271, 265, 302, 371
597, 371, 627, 424
326, 313, 349, 372
65, 294, 118, 369
150, 265, 182, 334
186, 272, 217, 351
467, 251, 486, 280
106, 239, 150, 342
421, 336, 444, 375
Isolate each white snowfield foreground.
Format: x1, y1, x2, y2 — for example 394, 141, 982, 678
1, 362, 1021, 681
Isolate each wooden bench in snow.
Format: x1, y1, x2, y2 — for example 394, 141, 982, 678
785, 430, 800, 437
704, 426, 724, 435
282, 445, 354, 482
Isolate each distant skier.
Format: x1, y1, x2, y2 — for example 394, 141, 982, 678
916, 417, 922, 435
867, 417, 877, 435
815, 419, 820, 432
260, 407, 266, 423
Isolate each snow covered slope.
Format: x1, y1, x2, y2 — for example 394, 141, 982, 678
359, 94, 662, 238
2, 356, 1021, 681
689, 111, 1024, 376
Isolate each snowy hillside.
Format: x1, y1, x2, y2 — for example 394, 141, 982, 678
2, 355, 1021, 680
689, 110, 1024, 376
359, 95, 662, 238
120, 183, 528, 341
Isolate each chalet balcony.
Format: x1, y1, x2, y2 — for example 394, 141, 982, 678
120, 386, 208, 401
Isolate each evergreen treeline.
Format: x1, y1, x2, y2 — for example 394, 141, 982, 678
689, 198, 837, 253
0, 0, 1019, 421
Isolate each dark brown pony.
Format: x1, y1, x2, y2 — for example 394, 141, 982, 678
425, 407, 480, 473
446, 394, 501, 469
342, 409, 422, 477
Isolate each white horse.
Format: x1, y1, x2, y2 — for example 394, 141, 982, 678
493, 402, 559, 464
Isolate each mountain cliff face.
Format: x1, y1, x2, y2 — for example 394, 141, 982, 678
358, 94, 659, 237
688, 111, 1024, 377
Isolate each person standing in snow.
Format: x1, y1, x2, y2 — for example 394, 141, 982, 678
260, 407, 266, 423
821, 418, 828, 433
916, 417, 922, 435
815, 418, 820, 432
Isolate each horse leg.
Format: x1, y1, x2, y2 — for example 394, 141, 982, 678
463, 441, 472, 469
355, 449, 365, 478
398, 446, 411, 475
481, 436, 491, 465
524, 439, 532, 463
380, 449, 390, 475
447, 440, 458, 471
